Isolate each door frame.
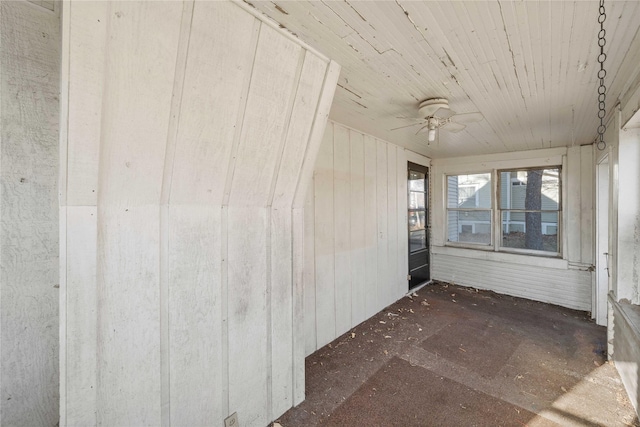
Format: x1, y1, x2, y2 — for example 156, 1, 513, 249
595, 154, 609, 326
407, 161, 430, 290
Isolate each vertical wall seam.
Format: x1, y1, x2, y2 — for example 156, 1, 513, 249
291, 60, 337, 209
397, 150, 401, 297
289, 51, 326, 391
289, 208, 294, 405
315, 122, 331, 348
0, 2, 2, 416
313, 174, 318, 353
159, 3, 193, 204
220, 18, 261, 417
266, 50, 306, 208
58, 2, 70, 211
220, 204, 229, 416
348, 130, 354, 327
221, 20, 261, 208
375, 139, 380, 312
390, 144, 394, 298
332, 126, 337, 338
95, 2, 114, 422
265, 209, 273, 422
158, 1, 195, 425
428, 160, 432, 287
58, 1, 72, 423
262, 45, 306, 421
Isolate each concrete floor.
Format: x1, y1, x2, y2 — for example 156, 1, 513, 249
274, 281, 640, 427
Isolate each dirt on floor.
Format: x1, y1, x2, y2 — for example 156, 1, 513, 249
272, 281, 639, 427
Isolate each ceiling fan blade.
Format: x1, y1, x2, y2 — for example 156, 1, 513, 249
442, 121, 466, 133
434, 107, 455, 119
451, 112, 483, 124
395, 116, 425, 121
390, 121, 424, 131
415, 124, 430, 135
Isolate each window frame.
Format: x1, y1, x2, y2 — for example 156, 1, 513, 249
444, 166, 563, 258
445, 172, 493, 248
497, 166, 562, 257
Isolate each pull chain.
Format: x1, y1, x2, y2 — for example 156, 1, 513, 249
596, 0, 607, 150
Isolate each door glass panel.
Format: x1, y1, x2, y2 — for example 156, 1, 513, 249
409, 192, 425, 209
410, 230, 426, 252
409, 171, 425, 191
408, 162, 429, 289
409, 211, 426, 231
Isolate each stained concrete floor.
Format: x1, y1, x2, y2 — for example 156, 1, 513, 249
274, 281, 640, 427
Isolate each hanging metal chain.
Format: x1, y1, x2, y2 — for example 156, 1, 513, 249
596, 0, 607, 150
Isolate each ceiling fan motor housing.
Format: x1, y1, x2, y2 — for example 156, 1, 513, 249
418, 98, 450, 118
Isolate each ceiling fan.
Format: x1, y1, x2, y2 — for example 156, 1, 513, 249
392, 98, 484, 144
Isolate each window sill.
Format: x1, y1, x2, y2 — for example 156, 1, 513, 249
434, 244, 569, 270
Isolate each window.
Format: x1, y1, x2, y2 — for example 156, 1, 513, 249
445, 166, 562, 257
446, 173, 492, 245
499, 168, 561, 255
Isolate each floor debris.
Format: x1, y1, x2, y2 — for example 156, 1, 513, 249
273, 281, 639, 427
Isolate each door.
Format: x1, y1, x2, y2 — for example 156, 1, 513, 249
408, 162, 429, 289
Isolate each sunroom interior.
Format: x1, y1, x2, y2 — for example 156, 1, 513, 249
1, 0, 640, 426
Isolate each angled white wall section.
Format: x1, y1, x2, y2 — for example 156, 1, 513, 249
1, 2, 60, 425
303, 121, 430, 355
608, 85, 640, 418
431, 147, 594, 311
59, 1, 339, 426
615, 123, 640, 305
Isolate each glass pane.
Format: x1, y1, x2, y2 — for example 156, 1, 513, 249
409, 171, 425, 191
499, 172, 511, 209
447, 210, 491, 245
409, 192, 425, 209
410, 230, 426, 252
501, 211, 558, 252
409, 211, 426, 231
447, 173, 491, 209
500, 168, 560, 210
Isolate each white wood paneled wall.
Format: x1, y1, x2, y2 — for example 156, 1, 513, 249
431, 147, 594, 312
303, 121, 430, 355
1, 2, 60, 425
59, 2, 339, 426
613, 120, 640, 306
431, 249, 592, 310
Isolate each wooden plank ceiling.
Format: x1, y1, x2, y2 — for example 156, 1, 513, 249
248, 0, 640, 158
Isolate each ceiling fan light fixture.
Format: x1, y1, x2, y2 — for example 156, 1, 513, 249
428, 128, 437, 142
427, 117, 438, 142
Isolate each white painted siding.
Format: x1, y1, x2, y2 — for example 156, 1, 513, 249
1, 2, 60, 425
432, 249, 591, 310
432, 147, 593, 311
304, 121, 430, 354
60, 2, 339, 426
